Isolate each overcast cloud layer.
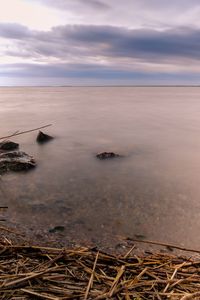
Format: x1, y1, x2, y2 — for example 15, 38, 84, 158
1, 0, 200, 85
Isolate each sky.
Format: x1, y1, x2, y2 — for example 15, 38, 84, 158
1, 0, 200, 85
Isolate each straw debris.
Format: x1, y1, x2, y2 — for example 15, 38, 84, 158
0, 238, 200, 299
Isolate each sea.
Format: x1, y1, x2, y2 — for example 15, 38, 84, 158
1, 86, 200, 249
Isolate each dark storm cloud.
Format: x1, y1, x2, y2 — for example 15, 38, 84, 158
108, 27, 200, 59
2, 23, 200, 61
2, 1, 200, 85
0, 23, 30, 39
51, 25, 196, 59
2, 21, 200, 83
68, 26, 200, 60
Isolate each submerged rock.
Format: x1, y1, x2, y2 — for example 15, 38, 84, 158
0, 141, 19, 151
96, 152, 121, 160
0, 151, 36, 174
36, 131, 53, 144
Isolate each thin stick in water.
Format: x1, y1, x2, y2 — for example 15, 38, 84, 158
0, 124, 52, 141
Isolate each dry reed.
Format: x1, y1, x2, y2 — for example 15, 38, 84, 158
0, 236, 200, 299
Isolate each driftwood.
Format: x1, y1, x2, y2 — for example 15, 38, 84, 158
125, 237, 200, 255
0, 124, 52, 141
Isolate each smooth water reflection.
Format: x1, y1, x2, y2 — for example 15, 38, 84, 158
0, 87, 200, 247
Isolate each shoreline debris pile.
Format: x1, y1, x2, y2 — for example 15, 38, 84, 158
0, 237, 199, 299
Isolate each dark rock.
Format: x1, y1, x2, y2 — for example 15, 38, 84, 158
0, 141, 19, 151
134, 234, 146, 240
166, 245, 174, 252
49, 226, 65, 233
36, 131, 53, 143
0, 151, 36, 174
96, 152, 121, 160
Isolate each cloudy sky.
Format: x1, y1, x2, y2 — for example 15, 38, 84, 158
1, 0, 200, 85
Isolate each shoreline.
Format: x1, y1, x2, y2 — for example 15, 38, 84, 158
2, 222, 200, 257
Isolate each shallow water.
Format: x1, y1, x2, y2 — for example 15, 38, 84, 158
1, 86, 200, 248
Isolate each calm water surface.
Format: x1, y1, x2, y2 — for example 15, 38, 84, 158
1, 87, 200, 248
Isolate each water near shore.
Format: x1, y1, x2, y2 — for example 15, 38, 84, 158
1, 86, 200, 248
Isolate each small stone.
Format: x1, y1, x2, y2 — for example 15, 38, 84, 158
0, 141, 19, 151
96, 152, 121, 160
0, 151, 36, 174
36, 131, 53, 144
166, 245, 174, 252
49, 226, 65, 233
134, 234, 146, 240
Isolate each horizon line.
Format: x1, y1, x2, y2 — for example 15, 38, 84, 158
1, 85, 200, 88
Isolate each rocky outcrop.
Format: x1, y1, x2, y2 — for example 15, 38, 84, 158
0, 141, 19, 151
0, 151, 36, 174
36, 131, 54, 144
96, 152, 121, 160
